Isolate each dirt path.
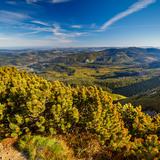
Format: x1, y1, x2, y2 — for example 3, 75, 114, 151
0, 138, 27, 160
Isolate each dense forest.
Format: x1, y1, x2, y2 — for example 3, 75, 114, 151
1, 67, 160, 160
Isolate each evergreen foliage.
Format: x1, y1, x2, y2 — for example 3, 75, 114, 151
0, 67, 160, 159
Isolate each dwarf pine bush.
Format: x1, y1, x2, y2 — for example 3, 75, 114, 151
0, 67, 160, 159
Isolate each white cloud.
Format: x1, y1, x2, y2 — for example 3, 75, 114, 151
49, 23, 88, 46
100, 0, 156, 31
52, 24, 66, 36
52, 23, 86, 39
52, 24, 75, 43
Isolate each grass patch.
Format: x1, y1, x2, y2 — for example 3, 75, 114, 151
17, 135, 74, 160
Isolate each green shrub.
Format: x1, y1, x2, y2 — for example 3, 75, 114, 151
1, 66, 160, 160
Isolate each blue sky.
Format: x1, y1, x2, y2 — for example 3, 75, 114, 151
0, 0, 159, 48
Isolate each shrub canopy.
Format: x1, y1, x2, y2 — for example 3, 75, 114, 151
0, 67, 160, 159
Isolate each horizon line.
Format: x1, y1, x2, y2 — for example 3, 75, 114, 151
0, 46, 160, 50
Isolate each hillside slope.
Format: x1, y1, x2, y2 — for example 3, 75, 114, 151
120, 87, 160, 112
114, 76, 160, 96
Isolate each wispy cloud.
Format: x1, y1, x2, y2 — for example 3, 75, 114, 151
21, 24, 52, 33
11, 22, 86, 44
52, 24, 65, 37
25, 0, 71, 4
0, 10, 30, 23
31, 20, 50, 26
26, 0, 39, 4
6, 1, 17, 5
0, 8, 85, 47
71, 25, 82, 29
53, 24, 86, 37
100, 0, 156, 31
52, 0, 71, 3
52, 23, 86, 43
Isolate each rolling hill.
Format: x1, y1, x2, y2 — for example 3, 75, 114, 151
46, 47, 160, 66
1, 47, 160, 67
120, 86, 160, 112
113, 76, 160, 96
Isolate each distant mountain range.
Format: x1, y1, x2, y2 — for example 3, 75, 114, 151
42, 47, 160, 66
1, 47, 160, 67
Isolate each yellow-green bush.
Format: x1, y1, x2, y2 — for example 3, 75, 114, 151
1, 67, 160, 159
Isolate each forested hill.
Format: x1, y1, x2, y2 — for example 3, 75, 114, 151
1, 66, 160, 159
120, 86, 160, 112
